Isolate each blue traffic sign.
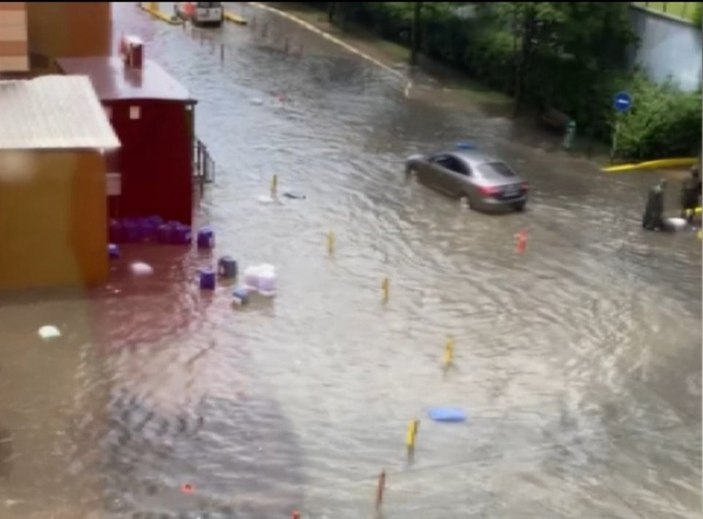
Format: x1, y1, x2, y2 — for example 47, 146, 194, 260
613, 91, 632, 113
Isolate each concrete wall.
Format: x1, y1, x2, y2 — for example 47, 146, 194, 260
0, 2, 29, 72
629, 5, 702, 91
0, 150, 108, 290
26, 3, 111, 68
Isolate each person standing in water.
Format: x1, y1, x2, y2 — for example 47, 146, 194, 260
680, 165, 701, 222
642, 178, 667, 231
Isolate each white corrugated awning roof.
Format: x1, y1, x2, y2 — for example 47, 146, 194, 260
0, 75, 120, 150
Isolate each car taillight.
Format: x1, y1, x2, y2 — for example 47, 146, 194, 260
478, 185, 501, 196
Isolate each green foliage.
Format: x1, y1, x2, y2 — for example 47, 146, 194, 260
694, 2, 702, 26
614, 75, 702, 159
308, 2, 701, 159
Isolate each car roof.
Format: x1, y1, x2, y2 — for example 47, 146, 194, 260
449, 149, 502, 166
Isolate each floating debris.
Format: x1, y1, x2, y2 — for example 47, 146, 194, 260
38, 325, 61, 340
130, 262, 154, 276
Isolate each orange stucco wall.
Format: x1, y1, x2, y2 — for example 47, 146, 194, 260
0, 150, 108, 290
26, 2, 111, 63
0, 2, 29, 72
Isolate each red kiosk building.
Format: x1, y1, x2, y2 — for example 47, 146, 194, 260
58, 38, 197, 225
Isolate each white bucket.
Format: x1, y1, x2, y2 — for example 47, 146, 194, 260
258, 268, 277, 297
242, 264, 277, 296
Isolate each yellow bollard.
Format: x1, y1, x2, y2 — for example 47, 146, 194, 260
381, 277, 389, 304
405, 419, 419, 449
327, 231, 336, 256
270, 174, 278, 199
443, 336, 455, 369
405, 419, 419, 451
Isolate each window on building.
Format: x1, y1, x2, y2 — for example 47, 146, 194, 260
129, 105, 141, 120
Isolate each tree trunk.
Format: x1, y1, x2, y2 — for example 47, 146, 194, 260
511, 6, 520, 116
513, 5, 535, 118
328, 2, 335, 23
410, 2, 423, 66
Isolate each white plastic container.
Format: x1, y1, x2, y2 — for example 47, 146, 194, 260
242, 266, 261, 290
257, 265, 277, 297
241, 264, 277, 296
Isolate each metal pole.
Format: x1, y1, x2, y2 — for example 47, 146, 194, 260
610, 114, 620, 163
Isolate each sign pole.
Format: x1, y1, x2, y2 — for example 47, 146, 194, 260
610, 114, 620, 163
611, 91, 632, 163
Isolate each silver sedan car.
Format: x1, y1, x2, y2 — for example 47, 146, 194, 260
405, 146, 529, 212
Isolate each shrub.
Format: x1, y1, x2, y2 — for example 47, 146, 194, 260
693, 2, 702, 26
614, 74, 702, 159
308, 3, 701, 159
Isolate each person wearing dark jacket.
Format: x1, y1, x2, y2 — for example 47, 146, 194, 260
642, 178, 667, 231
680, 166, 701, 221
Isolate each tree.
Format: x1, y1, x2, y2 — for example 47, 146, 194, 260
490, 2, 635, 116
410, 2, 423, 66
694, 2, 702, 27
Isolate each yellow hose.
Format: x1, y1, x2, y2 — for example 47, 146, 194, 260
602, 158, 697, 173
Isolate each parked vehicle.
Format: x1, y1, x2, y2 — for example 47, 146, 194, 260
175, 2, 224, 27
405, 144, 529, 212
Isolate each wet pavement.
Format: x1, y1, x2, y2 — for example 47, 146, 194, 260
0, 2, 700, 518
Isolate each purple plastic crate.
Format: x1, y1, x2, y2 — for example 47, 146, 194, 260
123, 220, 139, 243
197, 227, 215, 249
156, 223, 172, 244
137, 218, 154, 241
199, 268, 216, 290
174, 224, 192, 245
148, 215, 164, 226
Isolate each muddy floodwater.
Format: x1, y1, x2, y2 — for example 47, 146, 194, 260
0, 3, 700, 518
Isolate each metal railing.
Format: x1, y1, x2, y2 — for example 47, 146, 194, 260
193, 137, 215, 185
634, 2, 698, 23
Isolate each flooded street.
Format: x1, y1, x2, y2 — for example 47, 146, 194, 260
0, 2, 701, 517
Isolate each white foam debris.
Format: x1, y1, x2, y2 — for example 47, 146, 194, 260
130, 262, 154, 276
38, 325, 61, 340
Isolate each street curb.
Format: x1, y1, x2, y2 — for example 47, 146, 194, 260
224, 11, 248, 25
138, 4, 183, 25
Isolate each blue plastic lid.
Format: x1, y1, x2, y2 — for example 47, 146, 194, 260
455, 141, 475, 150
428, 407, 467, 423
